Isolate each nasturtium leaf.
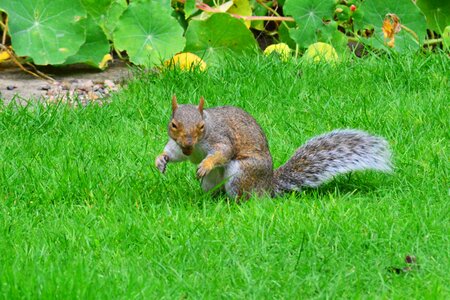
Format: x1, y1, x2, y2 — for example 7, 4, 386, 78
172, 11, 189, 32
0, 0, 87, 65
80, 0, 127, 40
356, 0, 427, 51
184, 0, 198, 18
251, 0, 268, 31
64, 17, 110, 68
335, 5, 350, 22
416, 0, 450, 34
318, 21, 348, 54
113, 1, 185, 66
155, 0, 172, 10
228, 0, 253, 28
283, 0, 335, 48
278, 23, 297, 50
184, 13, 258, 63
101, 0, 128, 40
81, 0, 112, 22
133, 0, 172, 10
443, 26, 450, 50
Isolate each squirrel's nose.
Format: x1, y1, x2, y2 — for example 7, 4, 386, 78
185, 137, 193, 146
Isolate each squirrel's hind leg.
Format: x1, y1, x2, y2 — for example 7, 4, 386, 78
201, 167, 225, 195
224, 158, 273, 199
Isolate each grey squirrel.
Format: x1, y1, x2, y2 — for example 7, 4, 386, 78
155, 96, 393, 199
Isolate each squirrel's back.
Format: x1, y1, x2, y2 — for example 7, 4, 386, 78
205, 106, 272, 161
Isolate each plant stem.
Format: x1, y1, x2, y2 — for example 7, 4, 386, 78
230, 15, 295, 22
255, 0, 292, 30
400, 24, 419, 43
0, 16, 8, 45
423, 38, 442, 45
1, 16, 7, 45
0, 44, 55, 82
25, 62, 56, 82
195, 2, 295, 24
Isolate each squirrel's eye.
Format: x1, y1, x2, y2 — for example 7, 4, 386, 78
171, 122, 177, 129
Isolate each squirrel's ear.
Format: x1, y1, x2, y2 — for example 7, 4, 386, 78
172, 95, 178, 112
198, 96, 205, 116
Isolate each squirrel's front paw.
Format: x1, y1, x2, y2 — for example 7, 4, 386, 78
155, 154, 169, 173
197, 160, 214, 178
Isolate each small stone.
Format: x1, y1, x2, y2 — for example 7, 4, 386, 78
97, 87, 105, 95
79, 80, 94, 92
88, 91, 99, 100
61, 81, 71, 90
93, 84, 102, 92
40, 85, 51, 91
104, 79, 119, 92
405, 255, 416, 264
6, 85, 16, 90
104, 79, 115, 88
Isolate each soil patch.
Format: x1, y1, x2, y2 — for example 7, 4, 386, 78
0, 61, 132, 105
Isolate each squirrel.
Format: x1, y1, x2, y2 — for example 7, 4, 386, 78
155, 96, 393, 199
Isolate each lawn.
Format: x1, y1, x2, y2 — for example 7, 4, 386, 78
0, 53, 448, 298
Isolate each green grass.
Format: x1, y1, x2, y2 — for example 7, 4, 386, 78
0, 53, 449, 299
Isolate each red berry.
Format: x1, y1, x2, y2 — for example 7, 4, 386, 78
350, 4, 356, 11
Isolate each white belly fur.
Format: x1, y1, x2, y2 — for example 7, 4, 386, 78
187, 142, 241, 196
201, 167, 225, 192
188, 144, 207, 164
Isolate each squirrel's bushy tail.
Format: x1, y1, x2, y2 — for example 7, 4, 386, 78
273, 130, 392, 195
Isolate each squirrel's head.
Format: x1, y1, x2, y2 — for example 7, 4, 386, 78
168, 95, 206, 156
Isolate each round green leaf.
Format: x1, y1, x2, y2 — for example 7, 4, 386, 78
318, 21, 348, 54
184, 0, 198, 18
228, 0, 252, 28
0, 0, 87, 65
113, 1, 185, 66
102, 0, 128, 40
81, 0, 127, 40
416, 0, 450, 34
251, 0, 269, 31
184, 13, 258, 63
278, 24, 297, 50
81, 0, 113, 21
284, 0, 335, 48
356, 0, 427, 51
443, 26, 450, 50
64, 17, 110, 68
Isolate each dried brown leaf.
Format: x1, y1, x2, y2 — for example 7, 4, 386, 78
382, 13, 402, 48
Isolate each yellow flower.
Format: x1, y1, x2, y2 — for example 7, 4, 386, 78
164, 53, 207, 72
264, 43, 292, 62
303, 42, 338, 63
